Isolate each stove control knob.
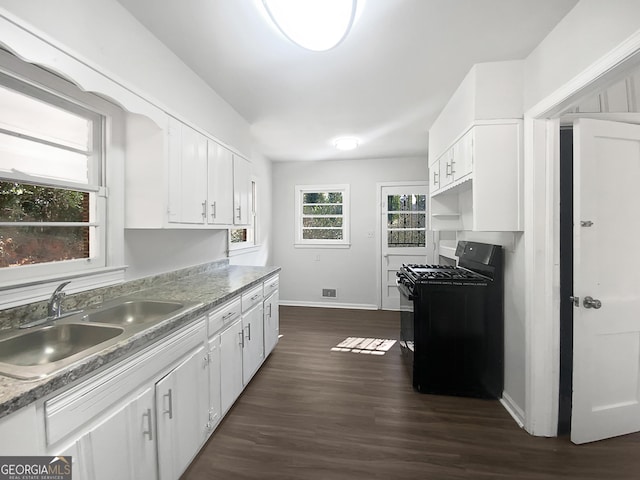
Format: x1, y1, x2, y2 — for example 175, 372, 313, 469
583, 296, 602, 309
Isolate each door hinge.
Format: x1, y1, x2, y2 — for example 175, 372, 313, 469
569, 295, 579, 307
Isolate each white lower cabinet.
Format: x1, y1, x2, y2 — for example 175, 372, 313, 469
31, 274, 279, 480
264, 290, 279, 356
220, 318, 244, 414
84, 387, 156, 480
242, 302, 264, 383
207, 334, 222, 430
156, 342, 209, 480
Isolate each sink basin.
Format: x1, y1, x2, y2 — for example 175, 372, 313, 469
83, 300, 185, 326
0, 323, 124, 367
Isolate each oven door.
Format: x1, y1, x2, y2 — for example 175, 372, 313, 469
397, 280, 415, 364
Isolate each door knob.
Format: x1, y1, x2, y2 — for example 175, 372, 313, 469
583, 296, 602, 309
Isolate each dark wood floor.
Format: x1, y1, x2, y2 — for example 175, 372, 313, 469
183, 306, 640, 479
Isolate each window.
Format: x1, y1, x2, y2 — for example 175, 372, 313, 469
386, 194, 426, 247
229, 179, 257, 251
0, 59, 109, 285
295, 184, 350, 247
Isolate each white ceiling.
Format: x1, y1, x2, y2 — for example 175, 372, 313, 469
116, 0, 578, 162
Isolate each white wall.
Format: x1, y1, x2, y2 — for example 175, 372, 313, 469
0, 0, 273, 279
524, 0, 640, 112
272, 157, 427, 308
520, 0, 640, 435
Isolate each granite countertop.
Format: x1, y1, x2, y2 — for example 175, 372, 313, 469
0, 263, 280, 419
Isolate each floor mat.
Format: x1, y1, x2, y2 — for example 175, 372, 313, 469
331, 337, 397, 355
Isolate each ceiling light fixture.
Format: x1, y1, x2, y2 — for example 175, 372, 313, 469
262, 0, 358, 52
334, 136, 359, 151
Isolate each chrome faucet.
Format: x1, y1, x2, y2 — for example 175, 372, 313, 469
20, 281, 83, 329
48, 281, 71, 318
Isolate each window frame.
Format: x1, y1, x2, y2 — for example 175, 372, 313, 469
294, 184, 350, 248
229, 178, 258, 254
0, 50, 125, 303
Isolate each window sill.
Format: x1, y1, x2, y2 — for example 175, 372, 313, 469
294, 243, 351, 249
0, 266, 127, 309
228, 245, 261, 257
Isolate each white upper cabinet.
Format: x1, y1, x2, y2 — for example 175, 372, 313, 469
428, 61, 524, 232
125, 113, 249, 229
207, 140, 234, 225
168, 117, 208, 225
233, 155, 252, 225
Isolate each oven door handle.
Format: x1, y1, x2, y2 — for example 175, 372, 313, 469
396, 280, 416, 301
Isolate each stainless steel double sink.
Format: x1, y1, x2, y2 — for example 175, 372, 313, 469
0, 299, 200, 380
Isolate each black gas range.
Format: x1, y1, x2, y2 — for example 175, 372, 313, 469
396, 241, 504, 399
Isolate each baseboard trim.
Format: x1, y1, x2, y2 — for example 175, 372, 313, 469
500, 392, 526, 429
279, 300, 378, 310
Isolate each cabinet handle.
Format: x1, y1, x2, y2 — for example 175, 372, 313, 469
251, 294, 260, 301
222, 311, 236, 320
211, 201, 216, 220
236, 205, 242, 220
433, 171, 439, 184
238, 330, 245, 348
201, 201, 207, 219
163, 389, 173, 420
245, 323, 251, 340
142, 408, 153, 441
203, 354, 209, 368
446, 162, 452, 176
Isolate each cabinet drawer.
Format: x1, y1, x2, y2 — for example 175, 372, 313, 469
241, 285, 263, 313
263, 274, 279, 298
208, 297, 241, 335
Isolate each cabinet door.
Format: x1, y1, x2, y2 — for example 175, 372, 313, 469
207, 140, 234, 225
75, 388, 156, 480
156, 344, 209, 480
242, 302, 265, 383
168, 119, 208, 225
439, 149, 454, 189
220, 319, 244, 414
207, 334, 222, 432
452, 130, 473, 181
264, 290, 279, 356
179, 126, 208, 224
129, 388, 157, 480
56, 440, 84, 480
233, 155, 251, 225
430, 161, 441, 193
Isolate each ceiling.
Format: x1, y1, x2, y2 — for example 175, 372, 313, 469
116, 0, 578, 162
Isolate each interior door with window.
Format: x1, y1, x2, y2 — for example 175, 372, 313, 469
571, 118, 640, 444
380, 184, 428, 310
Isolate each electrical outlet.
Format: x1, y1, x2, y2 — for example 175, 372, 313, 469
322, 288, 337, 298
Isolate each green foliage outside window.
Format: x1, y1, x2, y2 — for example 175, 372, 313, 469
0, 181, 89, 267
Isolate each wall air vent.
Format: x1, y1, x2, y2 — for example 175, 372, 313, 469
322, 288, 337, 298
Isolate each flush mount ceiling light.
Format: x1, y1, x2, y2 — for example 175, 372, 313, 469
262, 0, 358, 51
334, 136, 359, 151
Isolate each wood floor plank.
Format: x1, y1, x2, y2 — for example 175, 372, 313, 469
182, 306, 640, 479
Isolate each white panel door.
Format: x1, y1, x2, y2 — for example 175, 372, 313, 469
572, 118, 640, 444
380, 185, 428, 310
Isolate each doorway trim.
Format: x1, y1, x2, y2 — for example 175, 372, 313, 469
375, 181, 430, 309
524, 30, 640, 437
